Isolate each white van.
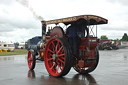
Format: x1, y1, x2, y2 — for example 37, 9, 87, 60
18, 43, 25, 49
0, 42, 15, 52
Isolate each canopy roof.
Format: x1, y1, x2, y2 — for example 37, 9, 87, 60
41, 15, 108, 25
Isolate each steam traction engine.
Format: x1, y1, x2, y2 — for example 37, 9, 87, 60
27, 15, 108, 77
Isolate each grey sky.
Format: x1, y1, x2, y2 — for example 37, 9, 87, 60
0, 0, 128, 42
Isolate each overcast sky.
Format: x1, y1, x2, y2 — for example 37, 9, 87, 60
0, 0, 128, 42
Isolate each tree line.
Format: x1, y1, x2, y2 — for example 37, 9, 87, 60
100, 33, 128, 41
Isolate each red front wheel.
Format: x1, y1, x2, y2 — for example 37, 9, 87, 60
44, 38, 71, 77
27, 50, 36, 70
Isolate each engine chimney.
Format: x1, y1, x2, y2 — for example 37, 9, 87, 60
41, 21, 46, 42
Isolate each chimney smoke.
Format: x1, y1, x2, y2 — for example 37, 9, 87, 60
17, 0, 44, 21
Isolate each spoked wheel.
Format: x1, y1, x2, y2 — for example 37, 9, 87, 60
73, 48, 99, 74
44, 38, 71, 77
27, 50, 36, 70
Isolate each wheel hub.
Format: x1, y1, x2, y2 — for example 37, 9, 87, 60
29, 58, 32, 61
52, 53, 58, 61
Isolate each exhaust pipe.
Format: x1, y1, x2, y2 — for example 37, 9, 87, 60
41, 21, 46, 42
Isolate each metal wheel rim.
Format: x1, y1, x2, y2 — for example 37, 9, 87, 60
27, 51, 33, 69
45, 38, 66, 77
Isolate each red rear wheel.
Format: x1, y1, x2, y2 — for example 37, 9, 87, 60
73, 48, 99, 74
44, 38, 71, 77
27, 50, 36, 70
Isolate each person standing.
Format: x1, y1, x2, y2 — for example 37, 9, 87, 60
77, 21, 89, 37
66, 22, 79, 60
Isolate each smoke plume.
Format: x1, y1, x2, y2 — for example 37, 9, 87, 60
17, 0, 44, 20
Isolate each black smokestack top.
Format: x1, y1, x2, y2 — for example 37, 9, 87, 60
41, 21, 46, 42
17, 0, 44, 21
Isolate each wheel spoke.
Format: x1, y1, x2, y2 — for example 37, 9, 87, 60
48, 48, 54, 54
57, 62, 63, 71
57, 46, 63, 54
57, 62, 61, 69
30, 61, 32, 64
49, 53, 53, 57
51, 42, 55, 51
58, 54, 65, 57
52, 42, 56, 48
50, 63, 56, 70
56, 65, 59, 73
60, 62, 64, 70
30, 57, 33, 61
55, 41, 59, 51
60, 57, 65, 61
58, 58, 64, 64
59, 48, 64, 54
28, 60, 32, 67
47, 58, 53, 61
58, 54, 65, 64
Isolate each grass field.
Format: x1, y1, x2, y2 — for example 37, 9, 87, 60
0, 49, 28, 56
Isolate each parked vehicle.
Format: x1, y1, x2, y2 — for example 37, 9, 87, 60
98, 40, 118, 50
18, 43, 25, 49
0, 42, 15, 51
117, 41, 128, 49
27, 15, 108, 77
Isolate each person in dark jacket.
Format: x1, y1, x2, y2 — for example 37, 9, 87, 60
66, 22, 79, 60
77, 20, 88, 37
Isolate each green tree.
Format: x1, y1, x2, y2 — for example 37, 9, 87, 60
14, 42, 19, 46
100, 35, 108, 40
121, 33, 128, 41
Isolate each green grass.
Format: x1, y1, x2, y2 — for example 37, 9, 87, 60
0, 49, 28, 56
